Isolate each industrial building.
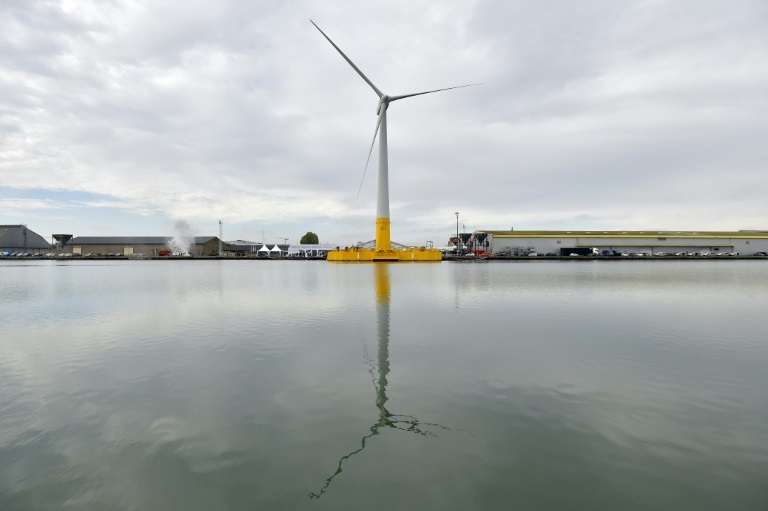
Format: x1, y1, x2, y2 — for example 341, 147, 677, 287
0, 225, 51, 254
470, 230, 768, 256
63, 236, 221, 256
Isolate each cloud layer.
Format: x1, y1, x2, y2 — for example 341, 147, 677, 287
1, 0, 767, 243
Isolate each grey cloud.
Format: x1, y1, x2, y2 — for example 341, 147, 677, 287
0, 0, 766, 243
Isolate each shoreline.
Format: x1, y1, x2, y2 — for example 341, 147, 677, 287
1, 255, 767, 262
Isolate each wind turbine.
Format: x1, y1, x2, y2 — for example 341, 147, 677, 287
310, 20, 475, 261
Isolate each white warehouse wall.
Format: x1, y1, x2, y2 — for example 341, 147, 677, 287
487, 235, 768, 256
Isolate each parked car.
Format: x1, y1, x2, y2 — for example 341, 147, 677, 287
755, 251, 767, 256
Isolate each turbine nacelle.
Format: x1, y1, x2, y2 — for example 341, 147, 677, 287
376, 95, 390, 114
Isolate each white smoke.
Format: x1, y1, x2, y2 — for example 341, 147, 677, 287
169, 220, 195, 256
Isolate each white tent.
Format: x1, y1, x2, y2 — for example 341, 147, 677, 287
269, 244, 282, 256
258, 244, 270, 255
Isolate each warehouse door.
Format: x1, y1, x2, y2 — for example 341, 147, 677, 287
123, 247, 133, 256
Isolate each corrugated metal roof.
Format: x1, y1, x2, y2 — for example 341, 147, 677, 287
224, 239, 260, 246
0, 225, 51, 249
480, 230, 768, 239
68, 236, 218, 245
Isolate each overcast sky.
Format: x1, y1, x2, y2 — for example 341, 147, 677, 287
1, 0, 767, 244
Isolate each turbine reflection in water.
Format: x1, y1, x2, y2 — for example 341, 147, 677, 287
309, 264, 448, 499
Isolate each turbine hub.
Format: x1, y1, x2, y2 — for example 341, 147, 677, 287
377, 95, 390, 114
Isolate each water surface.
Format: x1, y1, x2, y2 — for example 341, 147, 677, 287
1, 260, 767, 510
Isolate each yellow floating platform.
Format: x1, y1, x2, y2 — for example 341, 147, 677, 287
327, 247, 442, 262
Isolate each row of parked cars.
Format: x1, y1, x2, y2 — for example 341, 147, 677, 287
0, 251, 44, 257
491, 248, 768, 257
1, 251, 58, 257
597, 249, 742, 257
598, 250, 768, 257
0, 252, 116, 257
572, 250, 766, 257
73, 253, 127, 257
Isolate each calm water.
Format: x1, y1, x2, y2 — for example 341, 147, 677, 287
1, 260, 767, 510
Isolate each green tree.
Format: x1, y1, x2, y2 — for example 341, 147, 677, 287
300, 231, 319, 244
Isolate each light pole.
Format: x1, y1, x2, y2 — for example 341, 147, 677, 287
454, 211, 460, 254
218, 220, 223, 257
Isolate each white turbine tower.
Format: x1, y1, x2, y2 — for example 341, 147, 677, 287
311, 20, 475, 261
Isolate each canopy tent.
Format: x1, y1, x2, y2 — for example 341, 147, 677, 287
258, 244, 270, 254
269, 244, 282, 254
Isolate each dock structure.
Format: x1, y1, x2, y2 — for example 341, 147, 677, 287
327, 245, 444, 262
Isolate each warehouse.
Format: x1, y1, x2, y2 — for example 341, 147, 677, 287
471, 230, 768, 256
0, 225, 51, 255
64, 236, 221, 256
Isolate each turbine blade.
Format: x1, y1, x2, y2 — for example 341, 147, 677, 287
389, 83, 481, 102
357, 111, 383, 198
310, 19, 383, 98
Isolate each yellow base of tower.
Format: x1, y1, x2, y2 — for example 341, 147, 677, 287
327, 246, 442, 262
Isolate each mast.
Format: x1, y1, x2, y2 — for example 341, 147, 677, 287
375, 103, 391, 252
